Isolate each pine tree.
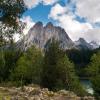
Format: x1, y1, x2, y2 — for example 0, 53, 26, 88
87, 51, 100, 99
10, 45, 43, 85
41, 40, 86, 96
0, 50, 5, 82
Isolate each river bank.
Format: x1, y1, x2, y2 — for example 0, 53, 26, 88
0, 85, 95, 100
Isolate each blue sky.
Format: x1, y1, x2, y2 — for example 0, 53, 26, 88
23, 0, 66, 24
23, 4, 53, 24
22, 0, 100, 44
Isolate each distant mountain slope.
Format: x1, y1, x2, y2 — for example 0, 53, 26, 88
75, 38, 94, 50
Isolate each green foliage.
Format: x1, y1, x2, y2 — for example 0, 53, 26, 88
66, 49, 93, 64
0, 0, 26, 27
41, 40, 86, 96
87, 52, 100, 76
0, 0, 26, 46
10, 46, 43, 85
0, 48, 20, 82
91, 75, 100, 100
57, 55, 86, 96
0, 35, 7, 47
66, 49, 94, 77
0, 50, 5, 82
0, 19, 25, 45
87, 51, 100, 99
41, 40, 63, 90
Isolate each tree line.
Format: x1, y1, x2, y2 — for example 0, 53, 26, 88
0, 40, 86, 96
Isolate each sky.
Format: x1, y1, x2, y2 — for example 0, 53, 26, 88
21, 0, 100, 44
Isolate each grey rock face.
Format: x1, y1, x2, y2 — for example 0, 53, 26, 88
22, 22, 75, 50
75, 38, 94, 50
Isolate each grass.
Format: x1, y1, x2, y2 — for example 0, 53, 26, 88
0, 94, 11, 100
0, 88, 27, 100
0, 89, 11, 100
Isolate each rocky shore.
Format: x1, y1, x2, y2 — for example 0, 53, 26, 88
0, 85, 95, 100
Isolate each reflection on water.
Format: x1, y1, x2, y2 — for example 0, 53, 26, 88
80, 79, 94, 94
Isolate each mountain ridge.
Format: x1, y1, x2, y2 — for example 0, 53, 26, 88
16, 22, 99, 51
75, 38, 99, 50
21, 22, 75, 50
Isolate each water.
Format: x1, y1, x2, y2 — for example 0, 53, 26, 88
80, 79, 94, 94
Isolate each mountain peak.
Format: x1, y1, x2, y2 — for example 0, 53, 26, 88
78, 38, 87, 43
46, 22, 53, 28
90, 41, 98, 45
20, 22, 75, 50
34, 21, 43, 27
75, 38, 93, 50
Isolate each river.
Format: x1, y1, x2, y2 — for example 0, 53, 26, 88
80, 79, 94, 94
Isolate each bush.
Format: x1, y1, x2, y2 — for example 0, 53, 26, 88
10, 45, 43, 86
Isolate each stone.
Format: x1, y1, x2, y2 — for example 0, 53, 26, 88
29, 88, 41, 96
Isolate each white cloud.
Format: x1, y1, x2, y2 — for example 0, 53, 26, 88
20, 16, 35, 35
24, 0, 40, 9
49, 2, 100, 44
75, 0, 100, 23
83, 29, 100, 44
24, 0, 59, 9
43, 0, 58, 5
23, 0, 100, 43
49, 4, 93, 41
13, 34, 21, 42
14, 16, 35, 42
58, 15, 93, 40
48, 4, 67, 20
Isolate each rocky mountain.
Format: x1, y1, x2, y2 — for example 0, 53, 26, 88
19, 22, 75, 50
16, 22, 99, 51
90, 41, 99, 49
75, 38, 94, 50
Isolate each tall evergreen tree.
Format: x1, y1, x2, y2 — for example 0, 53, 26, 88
87, 51, 100, 99
41, 40, 86, 96
0, 50, 5, 82
11, 45, 43, 85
